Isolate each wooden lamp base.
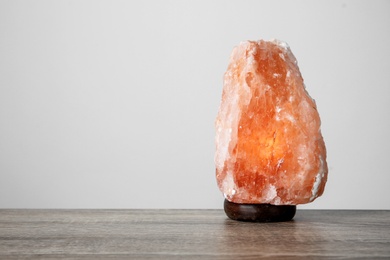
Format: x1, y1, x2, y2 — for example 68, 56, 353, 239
224, 199, 296, 222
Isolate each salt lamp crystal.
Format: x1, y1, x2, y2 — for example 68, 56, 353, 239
215, 39, 328, 205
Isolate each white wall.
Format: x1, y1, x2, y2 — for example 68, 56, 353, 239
1, 0, 389, 209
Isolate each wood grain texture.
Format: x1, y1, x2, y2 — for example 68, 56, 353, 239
0, 209, 389, 259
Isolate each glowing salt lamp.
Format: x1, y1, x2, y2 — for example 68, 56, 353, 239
215, 39, 328, 222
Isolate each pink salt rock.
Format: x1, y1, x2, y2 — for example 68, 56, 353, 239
215, 39, 328, 205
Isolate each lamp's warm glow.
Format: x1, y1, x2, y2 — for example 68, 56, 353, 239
215, 39, 328, 205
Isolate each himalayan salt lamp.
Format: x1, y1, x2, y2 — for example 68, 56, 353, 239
215, 39, 328, 222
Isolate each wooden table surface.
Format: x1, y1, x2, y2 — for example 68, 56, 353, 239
0, 209, 389, 259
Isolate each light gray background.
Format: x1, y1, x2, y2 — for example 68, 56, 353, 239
1, 0, 389, 209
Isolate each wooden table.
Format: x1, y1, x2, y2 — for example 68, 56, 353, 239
0, 209, 389, 259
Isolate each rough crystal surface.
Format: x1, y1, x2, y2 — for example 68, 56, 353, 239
215, 39, 328, 205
